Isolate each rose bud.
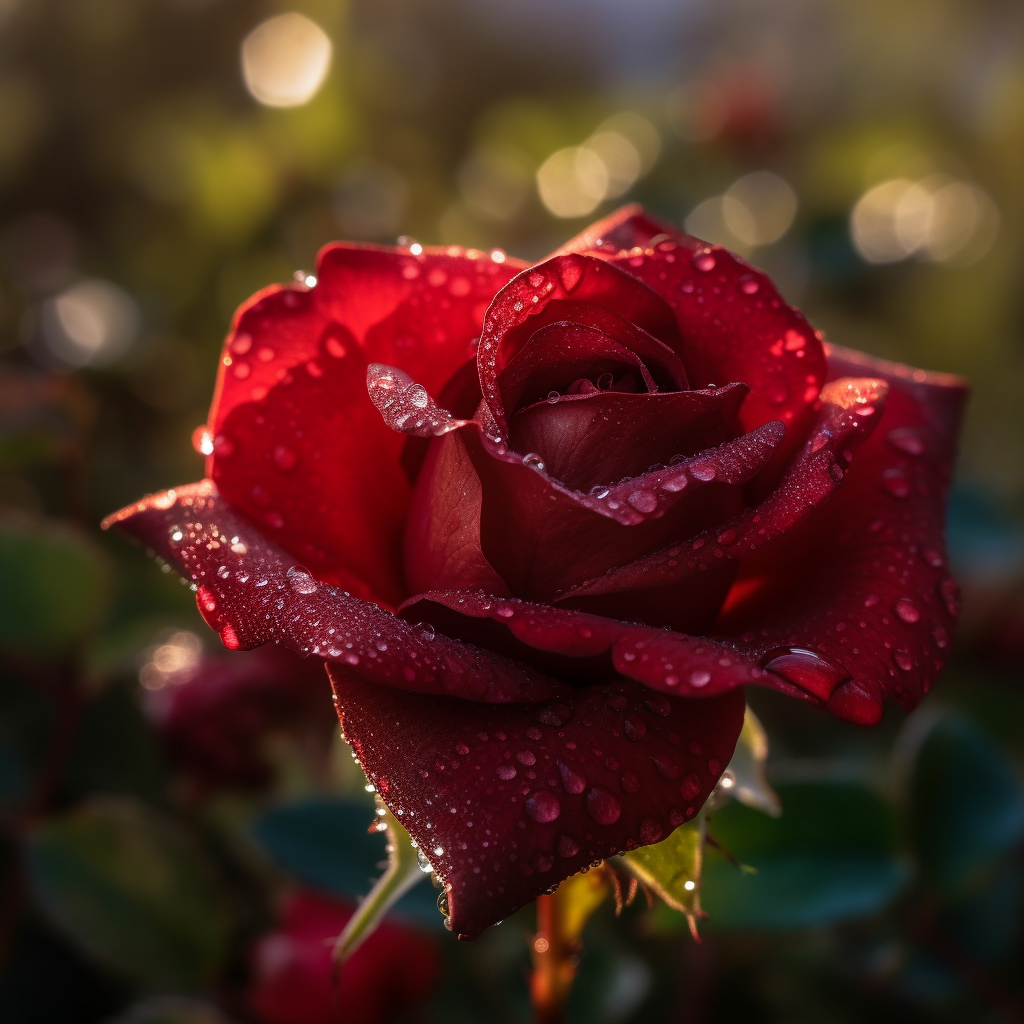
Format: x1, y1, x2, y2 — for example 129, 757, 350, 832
104, 206, 967, 938
144, 644, 334, 794
248, 890, 438, 1024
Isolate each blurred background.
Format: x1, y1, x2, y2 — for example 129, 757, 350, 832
1, 0, 1023, 1021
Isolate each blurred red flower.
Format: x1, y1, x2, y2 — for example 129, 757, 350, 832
248, 891, 439, 1024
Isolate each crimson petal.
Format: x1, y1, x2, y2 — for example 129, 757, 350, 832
399, 591, 768, 697
102, 481, 562, 704
206, 245, 525, 606
564, 377, 887, 600
549, 203, 684, 258
711, 345, 968, 724
328, 664, 745, 938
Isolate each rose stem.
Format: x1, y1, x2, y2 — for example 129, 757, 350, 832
530, 890, 578, 1024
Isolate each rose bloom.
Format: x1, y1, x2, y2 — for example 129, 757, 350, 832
248, 891, 438, 1024
106, 206, 966, 938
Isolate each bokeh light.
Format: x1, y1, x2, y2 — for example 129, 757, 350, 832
139, 630, 203, 691
536, 146, 609, 218
39, 279, 139, 367
850, 175, 999, 264
686, 171, 797, 251
241, 13, 333, 109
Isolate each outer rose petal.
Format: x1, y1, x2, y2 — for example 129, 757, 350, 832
101, 481, 562, 704
712, 345, 968, 724
328, 664, 746, 938
549, 203, 683, 258
207, 245, 525, 606
400, 591, 769, 698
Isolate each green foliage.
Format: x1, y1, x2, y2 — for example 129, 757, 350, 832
26, 797, 229, 989
0, 520, 109, 659
908, 716, 1024, 896
700, 782, 911, 930
251, 796, 440, 927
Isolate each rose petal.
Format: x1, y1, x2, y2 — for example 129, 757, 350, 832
711, 346, 968, 724
564, 377, 887, 601
399, 590, 768, 697
463, 419, 783, 610
606, 239, 826, 479
102, 481, 562, 704
207, 246, 525, 605
479, 255, 683, 434
328, 664, 746, 938
508, 382, 749, 493
549, 203, 684, 258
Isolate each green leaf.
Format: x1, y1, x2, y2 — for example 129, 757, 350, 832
26, 797, 228, 988
699, 781, 909, 930
619, 813, 705, 936
251, 796, 440, 927
722, 706, 780, 816
907, 715, 1024, 896
0, 518, 109, 658
332, 801, 430, 965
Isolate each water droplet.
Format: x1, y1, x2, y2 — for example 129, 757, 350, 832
693, 252, 716, 272
894, 650, 914, 671
623, 718, 647, 741
286, 565, 318, 595
651, 755, 683, 781
557, 761, 586, 794
525, 790, 561, 823
680, 774, 701, 801
644, 694, 672, 717
761, 647, 851, 701
585, 787, 622, 825
922, 548, 944, 568
535, 703, 571, 727
938, 578, 960, 617
557, 833, 580, 857
496, 763, 517, 781
882, 470, 912, 499
638, 816, 665, 844
689, 669, 711, 688
547, 390, 560, 403
559, 258, 584, 292
739, 275, 760, 295
887, 428, 926, 456
895, 598, 920, 624
169, 526, 184, 543
690, 460, 716, 482
516, 750, 537, 766
627, 489, 658, 514
366, 363, 463, 437
522, 453, 546, 471
621, 771, 640, 793
273, 445, 297, 471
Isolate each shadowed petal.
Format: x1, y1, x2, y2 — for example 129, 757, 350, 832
102, 481, 562, 704
328, 664, 746, 938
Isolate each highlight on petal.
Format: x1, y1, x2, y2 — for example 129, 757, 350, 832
203, 244, 526, 607
367, 363, 468, 437
102, 481, 562, 705
328, 665, 746, 938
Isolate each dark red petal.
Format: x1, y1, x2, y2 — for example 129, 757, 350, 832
549, 204, 687, 258
206, 246, 526, 605
712, 346, 968, 724
102, 482, 562, 704
399, 591, 768, 697
465, 419, 782, 609
508, 383, 749, 493
606, 241, 827, 477
403, 429, 509, 597
478, 255, 683, 433
498, 317, 687, 414
564, 378, 885, 603
328, 664, 746, 938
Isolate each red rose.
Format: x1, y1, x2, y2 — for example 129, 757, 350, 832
144, 646, 334, 794
248, 890, 438, 1024
104, 206, 966, 939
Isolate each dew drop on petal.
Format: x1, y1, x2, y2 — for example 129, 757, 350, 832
623, 718, 647, 741
693, 252, 716, 272
680, 773, 701, 801
761, 647, 851, 702
585, 787, 622, 825
496, 763, 517, 781
557, 761, 586, 795
895, 598, 920, 623
557, 833, 580, 857
638, 816, 664, 844
525, 790, 561, 823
